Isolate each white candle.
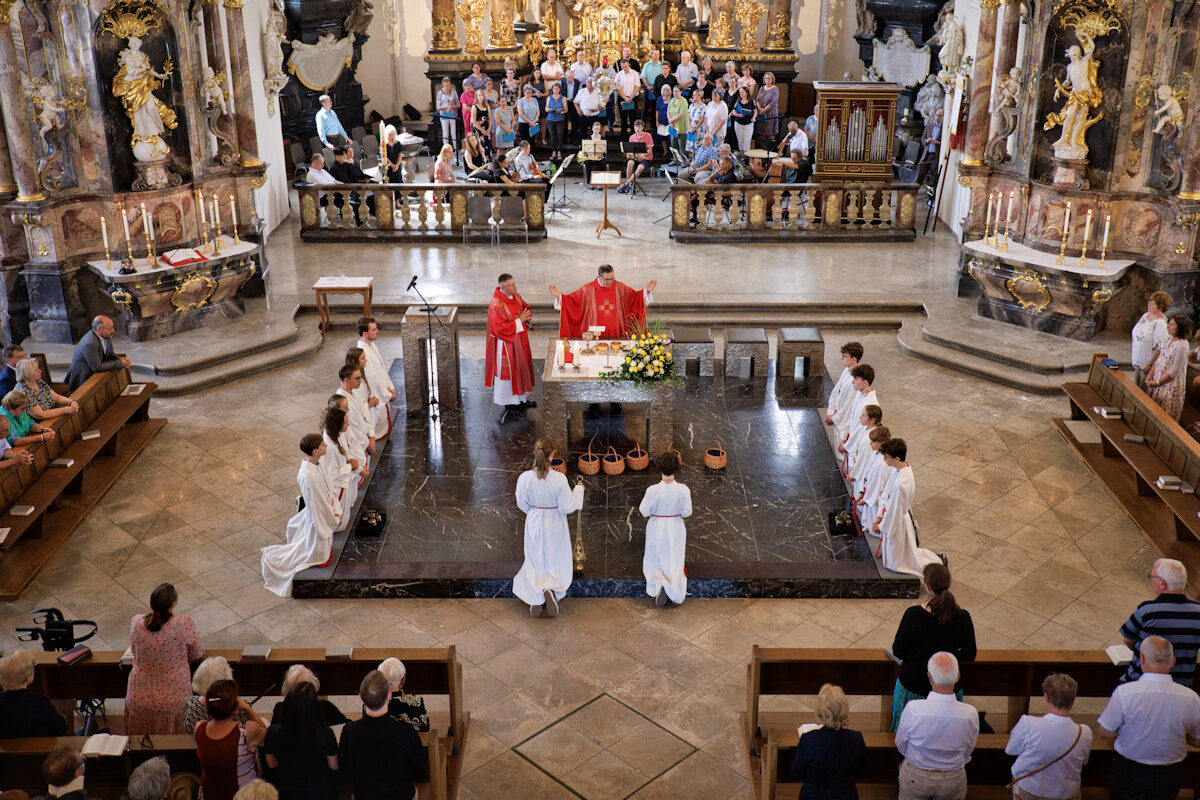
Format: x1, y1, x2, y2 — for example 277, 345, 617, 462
985, 194, 994, 234
1102, 214, 1111, 250
147, 210, 154, 240
101, 217, 109, 251
1006, 190, 1014, 224
121, 205, 131, 241
1063, 201, 1071, 238
229, 195, 237, 226
1083, 208, 1092, 246
139, 202, 146, 237
199, 191, 206, 223
213, 197, 221, 228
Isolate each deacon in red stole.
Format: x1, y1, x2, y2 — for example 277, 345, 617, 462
485, 273, 537, 411
550, 264, 658, 338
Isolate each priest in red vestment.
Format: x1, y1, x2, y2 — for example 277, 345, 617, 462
485, 273, 537, 412
550, 264, 658, 338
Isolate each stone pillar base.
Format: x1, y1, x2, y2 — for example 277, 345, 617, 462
134, 158, 182, 192
1052, 157, 1089, 189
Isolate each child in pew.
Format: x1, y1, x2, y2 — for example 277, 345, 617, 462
0, 417, 34, 469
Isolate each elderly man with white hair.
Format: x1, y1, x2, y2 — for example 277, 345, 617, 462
1119, 557, 1200, 687
378, 657, 430, 732
894, 651, 979, 800
126, 756, 171, 800
0, 650, 67, 737
1099, 635, 1200, 799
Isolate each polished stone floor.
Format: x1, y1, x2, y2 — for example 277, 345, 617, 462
0, 193, 1157, 798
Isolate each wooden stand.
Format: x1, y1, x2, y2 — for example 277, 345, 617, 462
312, 276, 375, 333
591, 171, 622, 238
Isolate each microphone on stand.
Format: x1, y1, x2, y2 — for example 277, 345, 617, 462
407, 275, 418, 291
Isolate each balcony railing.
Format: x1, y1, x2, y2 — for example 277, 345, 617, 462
667, 181, 920, 242
297, 182, 549, 242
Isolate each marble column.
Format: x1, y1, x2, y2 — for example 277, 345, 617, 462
763, 0, 791, 51
222, 0, 262, 166
0, 113, 16, 198
431, 0, 460, 50
961, 0, 999, 166
1179, 120, 1200, 200
992, 0, 1021, 97
201, 0, 239, 155
489, 0, 516, 47
0, 13, 43, 201
707, 0, 734, 48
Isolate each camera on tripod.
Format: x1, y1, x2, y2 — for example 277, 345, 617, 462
16, 608, 97, 651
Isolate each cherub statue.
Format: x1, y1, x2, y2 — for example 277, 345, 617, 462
30, 81, 66, 151
200, 66, 228, 116
986, 66, 1022, 160
1153, 83, 1184, 134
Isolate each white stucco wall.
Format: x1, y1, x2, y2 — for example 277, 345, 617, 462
236, 3, 290, 234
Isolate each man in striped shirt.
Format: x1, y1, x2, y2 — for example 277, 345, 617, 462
1120, 558, 1200, 686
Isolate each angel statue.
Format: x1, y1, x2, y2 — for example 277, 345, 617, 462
1153, 84, 1183, 134
200, 67, 228, 116
30, 82, 66, 152
686, 0, 709, 27
111, 36, 177, 162
264, 0, 287, 78
1042, 30, 1103, 160
929, 13, 964, 87
914, 74, 944, 122
986, 66, 1022, 161
344, 0, 373, 36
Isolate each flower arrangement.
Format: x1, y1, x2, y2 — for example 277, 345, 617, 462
600, 324, 681, 388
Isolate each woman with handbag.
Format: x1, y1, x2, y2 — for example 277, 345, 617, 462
1004, 673, 1092, 800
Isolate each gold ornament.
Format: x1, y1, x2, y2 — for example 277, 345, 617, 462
665, 3, 683, 38
431, 17, 459, 49
542, 2, 558, 40
764, 9, 790, 50
1054, 0, 1122, 37
708, 11, 733, 48
734, 0, 765, 52
1006, 269, 1051, 311
98, 0, 164, 39
222, 0, 244, 8
457, 0, 487, 54
0, 0, 15, 24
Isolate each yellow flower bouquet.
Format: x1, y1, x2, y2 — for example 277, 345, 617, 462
600, 323, 681, 388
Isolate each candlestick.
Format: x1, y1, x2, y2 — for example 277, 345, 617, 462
101, 217, 112, 270
200, 214, 211, 255
212, 199, 223, 254
1099, 214, 1111, 268
989, 192, 1001, 246
230, 195, 240, 242
1006, 190, 1014, 225
985, 194, 994, 245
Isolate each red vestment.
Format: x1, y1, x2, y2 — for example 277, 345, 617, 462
557, 278, 647, 338
485, 288, 535, 396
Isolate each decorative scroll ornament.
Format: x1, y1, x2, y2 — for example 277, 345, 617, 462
457, 0, 487, 54
541, 1, 559, 40
172, 271, 217, 311
1054, 0, 1122, 38
525, 29, 546, 65
681, 30, 699, 54
708, 10, 733, 47
764, 9, 789, 50
431, 17, 459, 50
490, 0, 517, 47
733, 0, 765, 52
870, 28, 931, 88
98, 0, 164, 39
1006, 269, 1051, 311
286, 33, 354, 91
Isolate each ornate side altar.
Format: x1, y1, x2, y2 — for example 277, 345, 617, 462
0, 0, 267, 345
955, 0, 1200, 341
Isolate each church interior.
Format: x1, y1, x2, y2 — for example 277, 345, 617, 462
0, 0, 1199, 796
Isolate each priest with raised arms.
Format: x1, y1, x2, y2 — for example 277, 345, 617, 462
550, 264, 657, 338
486, 273, 537, 414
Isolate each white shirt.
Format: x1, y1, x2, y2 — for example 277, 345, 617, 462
1131, 313, 1169, 369
541, 60, 564, 80
307, 167, 338, 186
786, 128, 810, 159
1097, 672, 1200, 765
895, 691, 979, 771
675, 61, 698, 87
1006, 713, 1092, 799
616, 70, 640, 99
572, 59, 593, 83
575, 87, 601, 117
705, 101, 728, 137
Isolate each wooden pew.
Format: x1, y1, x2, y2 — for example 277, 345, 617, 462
1056, 353, 1200, 596
0, 732, 451, 800
745, 646, 1123, 755
29, 647, 468, 798
0, 366, 163, 599
756, 729, 1200, 800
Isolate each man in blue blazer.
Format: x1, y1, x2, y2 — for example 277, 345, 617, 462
0, 344, 25, 398
64, 316, 130, 391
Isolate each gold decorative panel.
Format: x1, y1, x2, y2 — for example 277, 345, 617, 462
748, 192, 765, 225
1006, 269, 1051, 312
528, 194, 544, 226
673, 193, 689, 227
172, 272, 217, 311
301, 193, 318, 227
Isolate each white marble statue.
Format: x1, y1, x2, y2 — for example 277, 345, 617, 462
264, 0, 287, 77
111, 36, 177, 162
929, 8, 964, 87
914, 74, 944, 122
200, 66, 227, 116
1153, 84, 1183, 134
31, 82, 66, 151
686, 0, 709, 27
1042, 30, 1102, 160
855, 0, 877, 36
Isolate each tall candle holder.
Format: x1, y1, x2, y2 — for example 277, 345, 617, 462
1055, 228, 1068, 265
1078, 238, 1089, 267
1002, 217, 1011, 252
145, 232, 156, 268
232, 213, 240, 244
200, 217, 212, 255
118, 202, 137, 274
212, 209, 223, 256
1098, 239, 1108, 269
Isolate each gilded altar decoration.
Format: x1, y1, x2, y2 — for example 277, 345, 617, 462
672, 193, 689, 226
708, 10, 733, 47
1006, 269, 1051, 311
111, 36, 177, 164
172, 271, 218, 311
301, 193, 318, 227
432, 17, 459, 49
566, 0, 661, 65
0, 0, 15, 24
526, 29, 546, 65
733, 0, 764, 52
542, 1, 559, 39
98, 0, 164, 39
490, 0, 517, 48
1089, 286, 1113, 311
287, 33, 354, 91
665, 2, 683, 37
457, 0, 487, 54
748, 192, 765, 225
681, 30, 699, 54
1042, 29, 1103, 161
764, 9, 789, 50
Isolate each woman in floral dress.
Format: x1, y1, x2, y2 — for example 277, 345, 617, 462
125, 583, 204, 734
1147, 314, 1193, 420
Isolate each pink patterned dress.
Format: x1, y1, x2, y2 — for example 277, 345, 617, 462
1150, 337, 1189, 420
125, 613, 203, 734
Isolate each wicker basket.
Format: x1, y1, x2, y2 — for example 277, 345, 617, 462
704, 439, 727, 470
549, 450, 567, 475
602, 445, 626, 475
578, 445, 600, 475
626, 441, 649, 471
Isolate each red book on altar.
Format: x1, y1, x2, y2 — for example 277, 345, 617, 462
161, 249, 207, 267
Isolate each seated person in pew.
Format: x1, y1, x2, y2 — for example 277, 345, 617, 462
789, 683, 867, 799
64, 316, 131, 392
15, 359, 78, 421
36, 746, 97, 800
378, 657, 431, 733
1, 390, 57, 447
1098, 635, 1200, 800
184, 656, 249, 734
339, 671, 426, 800
195, 679, 267, 800
0, 417, 35, 469
0, 650, 67, 738
0, 345, 24, 397
263, 683, 339, 800
894, 652, 979, 800
126, 757, 171, 800
270, 665, 349, 727
1005, 673, 1092, 800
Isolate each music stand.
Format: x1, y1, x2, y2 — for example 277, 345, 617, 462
547, 153, 577, 218
620, 141, 648, 197
590, 171, 622, 237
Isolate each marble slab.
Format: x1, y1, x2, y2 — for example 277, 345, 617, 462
87, 237, 257, 283
962, 238, 1134, 279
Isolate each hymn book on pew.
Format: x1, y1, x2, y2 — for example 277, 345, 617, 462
52, 458, 75, 468
0, 527, 9, 544
241, 645, 272, 660
81, 430, 101, 440
81, 733, 129, 757
1092, 406, 1122, 419
122, 384, 146, 396
1106, 644, 1133, 666
10, 505, 34, 516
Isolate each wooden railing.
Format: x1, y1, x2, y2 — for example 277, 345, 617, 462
297, 182, 548, 242
668, 181, 920, 242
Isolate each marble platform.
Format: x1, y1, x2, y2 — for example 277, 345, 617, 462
293, 358, 919, 600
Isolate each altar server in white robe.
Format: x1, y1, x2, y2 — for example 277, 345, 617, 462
336, 364, 377, 458
836, 364, 878, 457
871, 438, 940, 577
346, 347, 382, 434
513, 440, 585, 618
824, 341, 862, 426
640, 450, 692, 607
321, 405, 360, 529
845, 404, 882, 481
357, 316, 396, 438
262, 434, 342, 597
853, 426, 890, 517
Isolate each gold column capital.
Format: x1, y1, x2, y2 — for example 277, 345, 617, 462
16, 192, 47, 203
1179, 191, 1200, 201
979, 0, 1001, 9
222, 0, 243, 9
0, 0, 14, 23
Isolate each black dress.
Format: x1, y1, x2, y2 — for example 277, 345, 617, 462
385, 141, 403, 183
790, 726, 868, 800
892, 605, 977, 696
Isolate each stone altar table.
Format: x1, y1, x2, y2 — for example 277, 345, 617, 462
401, 305, 461, 413
540, 338, 675, 452
963, 239, 1135, 341
84, 237, 258, 342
